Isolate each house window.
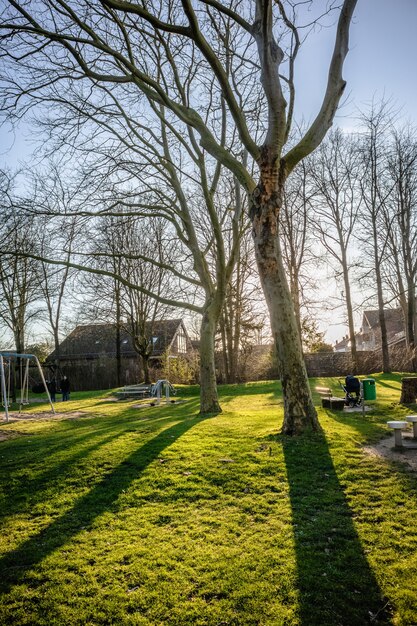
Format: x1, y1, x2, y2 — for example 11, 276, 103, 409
177, 330, 187, 353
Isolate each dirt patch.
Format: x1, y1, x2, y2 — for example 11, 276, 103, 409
1, 410, 91, 423
364, 434, 417, 472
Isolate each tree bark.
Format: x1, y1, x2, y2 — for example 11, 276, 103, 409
400, 377, 417, 404
115, 284, 122, 387
406, 279, 417, 371
251, 178, 319, 435
142, 356, 151, 385
14, 328, 24, 390
53, 327, 61, 374
340, 248, 358, 373
199, 305, 221, 414
371, 201, 390, 373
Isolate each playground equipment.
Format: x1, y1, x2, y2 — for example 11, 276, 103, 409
151, 379, 176, 405
0, 352, 55, 423
115, 380, 176, 405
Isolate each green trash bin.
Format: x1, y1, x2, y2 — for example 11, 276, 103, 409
362, 378, 376, 400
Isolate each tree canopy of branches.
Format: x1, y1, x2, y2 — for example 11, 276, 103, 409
0, 0, 358, 433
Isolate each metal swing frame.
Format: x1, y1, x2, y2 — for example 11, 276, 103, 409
0, 352, 55, 423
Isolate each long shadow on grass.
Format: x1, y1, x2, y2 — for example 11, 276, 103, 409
282, 431, 392, 626
0, 429, 131, 519
0, 413, 207, 595
0, 402, 201, 517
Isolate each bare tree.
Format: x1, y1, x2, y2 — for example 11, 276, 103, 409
0, 208, 42, 359
0, 0, 358, 432
357, 102, 394, 373
280, 157, 318, 340
75, 216, 125, 386
29, 168, 81, 372
385, 126, 417, 368
309, 129, 361, 371
118, 217, 176, 384
218, 227, 266, 383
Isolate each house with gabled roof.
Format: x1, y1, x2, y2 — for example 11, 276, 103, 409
334, 306, 407, 354
47, 319, 195, 390
356, 308, 405, 351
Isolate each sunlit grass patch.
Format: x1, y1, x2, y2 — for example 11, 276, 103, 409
0, 375, 416, 624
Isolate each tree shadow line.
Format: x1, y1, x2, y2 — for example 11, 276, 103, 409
279, 431, 393, 625
0, 410, 207, 595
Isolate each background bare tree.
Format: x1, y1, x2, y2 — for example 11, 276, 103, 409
385, 126, 417, 368
357, 102, 394, 372
0, 207, 43, 384
309, 129, 361, 372
29, 168, 81, 373
280, 157, 319, 341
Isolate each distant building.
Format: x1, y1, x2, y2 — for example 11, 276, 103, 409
334, 307, 406, 353
334, 335, 350, 353
47, 319, 194, 390
356, 308, 405, 351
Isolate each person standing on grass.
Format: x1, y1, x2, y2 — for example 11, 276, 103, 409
60, 376, 70, 402
47, 379, 57, 402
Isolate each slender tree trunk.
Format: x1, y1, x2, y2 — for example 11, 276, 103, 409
226, 302, 237, 383
341, 250, 358, 373
407, 280, 417, 371
14, 327, 24, 390
371, 217, 390, 372
199, 303, 221, 414
376, 277, 390, 373
115, 322, 121, 387
251, 178, 319, 435
219, 310, 230, 383
231, 305, 241, 382
115, 286, 122, 387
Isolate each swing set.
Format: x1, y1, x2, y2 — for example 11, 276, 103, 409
0, 352, 55, 423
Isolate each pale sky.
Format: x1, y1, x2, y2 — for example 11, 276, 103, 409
1, 0, 416, 345
292, 0, 417, 342
295, 0, 417, 128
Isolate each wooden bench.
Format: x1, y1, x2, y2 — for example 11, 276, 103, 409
315, 386, 345, 410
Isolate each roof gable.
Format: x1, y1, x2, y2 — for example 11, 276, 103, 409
48, 319, 189, 360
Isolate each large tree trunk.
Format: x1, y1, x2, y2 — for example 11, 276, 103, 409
142, 355, 151, 385
199, 305, 221, 415
251, 180, 320, 435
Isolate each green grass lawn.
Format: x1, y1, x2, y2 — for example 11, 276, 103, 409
0, 374, 417, 625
